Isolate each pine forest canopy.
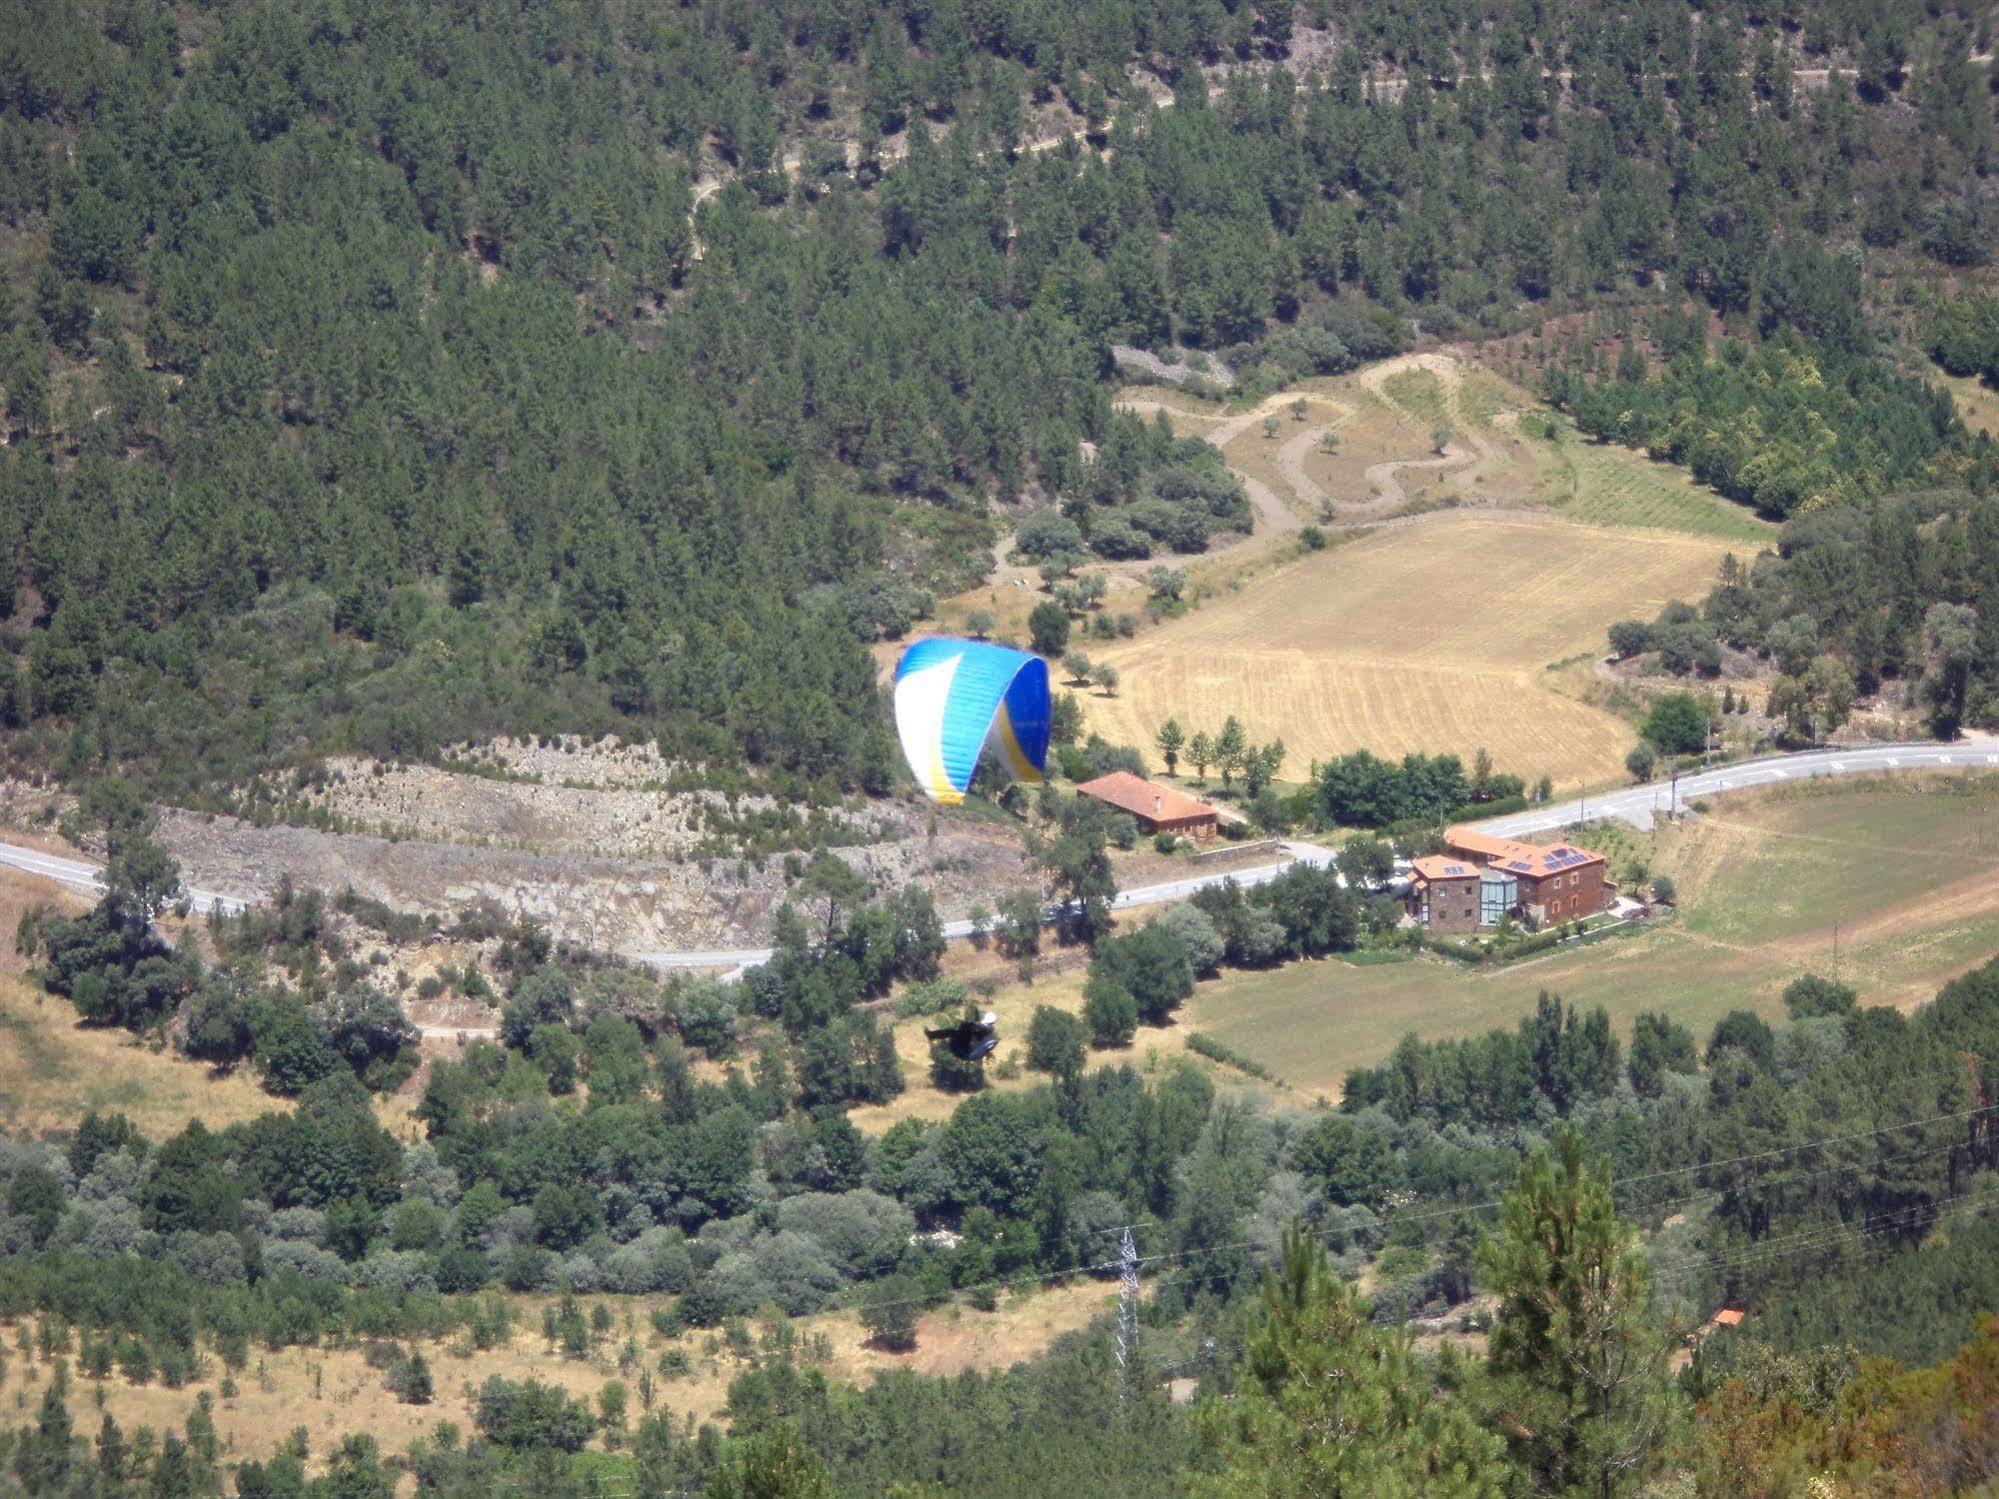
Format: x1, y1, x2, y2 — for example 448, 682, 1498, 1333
0, 0, 1994, 802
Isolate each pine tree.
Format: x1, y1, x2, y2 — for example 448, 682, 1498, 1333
1482, 1129, 1674, 1499
1196, 1226, 1513, 1496
1214, 716, 1248, 787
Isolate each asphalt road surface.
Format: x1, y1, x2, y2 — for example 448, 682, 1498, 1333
1478, 739, 1999, 840
0, 839, 245, 916
1, 740, 1987, 982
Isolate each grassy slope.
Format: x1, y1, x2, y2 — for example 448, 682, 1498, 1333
0, 873, 280, 1138
1182, 774, 1999, 1098
1535, 417, 1776, 543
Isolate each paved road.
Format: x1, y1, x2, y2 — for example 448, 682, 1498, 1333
0, 742, 1984, 981
1478, 740, 1999, 840
628, 840, 1342, 976
0, 840, 246, 917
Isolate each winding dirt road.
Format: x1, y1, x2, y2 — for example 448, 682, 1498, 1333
1351, 351, 1499, 504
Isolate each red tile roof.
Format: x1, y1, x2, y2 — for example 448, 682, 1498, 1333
1410, 855, 1480, 883
1076, 771, 1217, 823
1444, 826, 1605, 879
1710, 1308, 1745, 1328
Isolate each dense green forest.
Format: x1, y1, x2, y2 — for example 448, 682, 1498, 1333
1600, 406, 1999, 737
1, 0, 1996, 802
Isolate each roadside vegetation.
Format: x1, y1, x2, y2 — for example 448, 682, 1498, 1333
4, 0, 1999, 1491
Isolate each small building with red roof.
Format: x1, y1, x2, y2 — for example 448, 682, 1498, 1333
1407, 855, 1483, 933
1076, 771, 1220, 842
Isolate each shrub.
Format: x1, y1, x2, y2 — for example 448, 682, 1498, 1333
1091, 925, 1194, 1025
1082, 974, 1138, 1048
386, 1350, 434, 1405
1643, 693, 1707, 755
1783, 974, 1857, 1020
1028, 600, 1070, 657
1154, 904, 1224, 979
774, 1192, 912, 1279
500, 967, 574, 1050
858, 1274, 922, 1352
1608, 620, 1652, 659
474, 1377, 595, 1452
1025, 1006, 1088, 1077
1016, 510, 1085, 560
1184, 1032, 1273, 1080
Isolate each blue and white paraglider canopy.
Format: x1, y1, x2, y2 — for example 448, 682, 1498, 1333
893, 637, 1051, 805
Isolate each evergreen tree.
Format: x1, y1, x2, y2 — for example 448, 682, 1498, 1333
1197, 1225, 1513, 1496
1482, 1129, 1674, 1499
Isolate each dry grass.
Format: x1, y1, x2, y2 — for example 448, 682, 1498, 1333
0, 1279, 1118, 1467
0, 872, 283, 1139
1939, 369, 1999, 441
1078, 511, 1738, 788
1184, 773, 1999, 1096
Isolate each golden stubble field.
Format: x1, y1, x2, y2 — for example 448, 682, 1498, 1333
1080, 509, 1741, 787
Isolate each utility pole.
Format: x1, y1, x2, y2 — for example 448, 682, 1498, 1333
1832, 920, 1840, 971
1670, 758, 1679, 820
1116, 1227, 1140, 1404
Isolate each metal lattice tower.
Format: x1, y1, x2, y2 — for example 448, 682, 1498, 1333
1115, 1226, 1140, 1401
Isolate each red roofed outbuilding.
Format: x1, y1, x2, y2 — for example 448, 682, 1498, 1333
1076, 772, 1220, 841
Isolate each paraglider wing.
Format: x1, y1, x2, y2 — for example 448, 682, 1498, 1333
893, 638, 1051, 805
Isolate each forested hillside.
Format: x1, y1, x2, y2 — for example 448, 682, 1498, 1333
1, 0, 1995, 801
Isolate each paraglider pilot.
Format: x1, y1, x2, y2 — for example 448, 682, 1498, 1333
925, 1010, 1000, 1062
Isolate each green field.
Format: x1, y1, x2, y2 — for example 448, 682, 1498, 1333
1538, 420, 1774, 543
1183, 775, 1999, 1097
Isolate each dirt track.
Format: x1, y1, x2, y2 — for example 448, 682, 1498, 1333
1353, 352, 1500, 503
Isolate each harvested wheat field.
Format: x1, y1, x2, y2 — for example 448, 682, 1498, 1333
1080, 510, 1738, 788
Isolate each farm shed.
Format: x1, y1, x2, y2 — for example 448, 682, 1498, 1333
1076, 772, 1220, 841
